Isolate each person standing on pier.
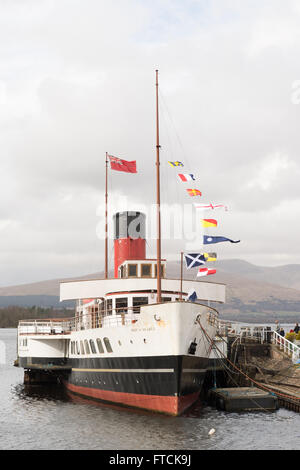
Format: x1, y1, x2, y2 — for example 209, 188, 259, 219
293, 323, 299, 334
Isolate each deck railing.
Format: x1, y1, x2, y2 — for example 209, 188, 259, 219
17, 305, 145, 335
18, 302, 219, 335
18, 318, 75, 335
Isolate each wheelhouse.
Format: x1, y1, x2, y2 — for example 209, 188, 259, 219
75, 288, 186, 330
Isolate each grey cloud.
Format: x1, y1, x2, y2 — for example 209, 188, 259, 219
1, 0, 300, 285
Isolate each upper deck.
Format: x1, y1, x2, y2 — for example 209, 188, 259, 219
60, 277, 226, 303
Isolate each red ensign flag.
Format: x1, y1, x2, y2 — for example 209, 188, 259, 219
108, 155, 137, 173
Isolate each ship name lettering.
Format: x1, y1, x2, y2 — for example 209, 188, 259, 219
131, 327, 155, 332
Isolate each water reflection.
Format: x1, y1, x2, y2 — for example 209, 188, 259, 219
13, 383, 69, 403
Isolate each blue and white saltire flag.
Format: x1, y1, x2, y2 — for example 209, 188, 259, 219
203, 236, 240, 245
184, 253, 206, 269
187, 290, 198, 302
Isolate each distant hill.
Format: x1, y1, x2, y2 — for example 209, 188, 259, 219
1, 261, 300, 320
216, 259, 300, 291
166, 261, 300, 319
0, 271, 110, 297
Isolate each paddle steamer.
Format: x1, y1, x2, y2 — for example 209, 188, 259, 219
16, 72, 226, 415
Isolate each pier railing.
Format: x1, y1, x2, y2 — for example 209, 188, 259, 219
216, 319, 300, 362
216, 319, 272, 343
272, 331, 300, 361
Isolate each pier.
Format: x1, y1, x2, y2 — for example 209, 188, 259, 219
205, 320, 300, 413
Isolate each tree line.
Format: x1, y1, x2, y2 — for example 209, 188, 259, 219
0, 306, 74, 328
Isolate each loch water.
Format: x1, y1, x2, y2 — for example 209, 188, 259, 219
0, 328, 299, 450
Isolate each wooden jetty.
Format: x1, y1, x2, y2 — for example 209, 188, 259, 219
257, 383, 300, 413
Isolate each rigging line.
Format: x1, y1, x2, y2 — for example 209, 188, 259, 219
145, 238, 154, 259
159, 93, 201, 251
158, 88, 195, 174
159, 98, 176, 163
199, 326, 210, 357
212, 343, 245, 376
106, 161, 119, 276
158, 88, 212, 209
108, 244, 114, 277
158, 89, 209, 242
159, 102, 188, 251
159, 101, 183, 214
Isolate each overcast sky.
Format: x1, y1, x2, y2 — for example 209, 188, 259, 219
1, 0, 300, 286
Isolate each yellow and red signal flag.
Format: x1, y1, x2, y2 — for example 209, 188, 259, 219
187, 189, 202, 197
204, 252, 217, 262
202, 219, 217, 228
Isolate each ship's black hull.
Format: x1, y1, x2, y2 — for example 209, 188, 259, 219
20, 354, 209, 415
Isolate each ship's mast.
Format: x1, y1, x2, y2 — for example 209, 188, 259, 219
156, 70, 162, 303
180, 251, 183, 301
105, 152, 108, 279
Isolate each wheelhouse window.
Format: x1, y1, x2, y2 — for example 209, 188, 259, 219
116, 297, 128, 314
76, 342, 80, 355
141, 264, 152, 278
162, 297, 172, 303
133, 296, 149, 314
84, 339, 91, 354
89, 339, 97, 354
128, 264, 138, 277
98, 299, 105, 322
80, 341, 85, 355
96, 338, 104, 354
154, 264, 165, 278
103, 337, 113, 353
106, 299, 113, 316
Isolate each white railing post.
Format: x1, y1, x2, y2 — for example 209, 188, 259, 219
272, 330, 300, 359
